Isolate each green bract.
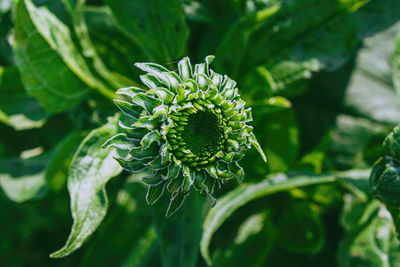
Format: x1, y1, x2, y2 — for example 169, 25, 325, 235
103, 56, 266, 217
370, 125, 400, 207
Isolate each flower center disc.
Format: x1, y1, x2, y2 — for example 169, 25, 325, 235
181, 110, 225, 158
168, 104, 227, 167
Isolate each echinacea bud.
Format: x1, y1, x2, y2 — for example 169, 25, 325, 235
370, 125, 400, 207
103, 56, 266, 217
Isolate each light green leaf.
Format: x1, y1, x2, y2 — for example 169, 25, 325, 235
13, 0, 113, 113
50, 117, 122, 258
104, 0, 189, 62
338, 198, 400, 267
0, 66, 48, 130
200, 173, 337, 265
0, 152, 49, 202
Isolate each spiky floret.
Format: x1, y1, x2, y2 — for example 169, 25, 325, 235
103, 56, 266, 217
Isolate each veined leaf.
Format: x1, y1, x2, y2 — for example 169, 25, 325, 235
200, 173, 337, 265
104, 0, 189, 63
13, 0, 113, 113
61, 0, 138, 89
338, 197, 400, 266
50, 117, 122, 258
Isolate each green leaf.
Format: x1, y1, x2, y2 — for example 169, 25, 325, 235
344, 21, 400, 124
50, 117, 122, 258
0, 152, 49, 202
338, 197, 400, 267
104, 0, 189, 62
82, 5, 147, 81
13, 0, 112, 112
212, 210, 276, 267
0, 66, 48, 130
61, 0, 138, 89
200, 173, 337, 265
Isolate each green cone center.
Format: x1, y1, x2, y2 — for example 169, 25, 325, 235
181, 110, 225, 158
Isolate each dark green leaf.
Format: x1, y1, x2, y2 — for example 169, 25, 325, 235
104, 0, 189, 62
200, 173, 337, 265
13, 0, 111, 112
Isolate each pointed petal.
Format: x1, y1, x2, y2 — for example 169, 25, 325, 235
146, 182, 166, 205
140, 130, 161, 149
129, 142, 159, 160
147, 88, 175, 104
102, 133, 138, 151
132, 93, 162, 114
114, 99, 142, 118
178, 57, 192, 81
140, 74, 165, 89
116, 86, 144, 98
114, 157, 150, 173
166, 191, 188, 218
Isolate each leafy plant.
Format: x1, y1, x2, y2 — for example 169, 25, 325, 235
1, 0, 400, 266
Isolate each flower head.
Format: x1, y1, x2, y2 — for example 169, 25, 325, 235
104, 56, 266, 217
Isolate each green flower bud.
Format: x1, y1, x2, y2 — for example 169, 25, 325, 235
370, 157, 400, 207
103, 56, 266, 217
383, 125, 400, 159
370, 125, 400, 207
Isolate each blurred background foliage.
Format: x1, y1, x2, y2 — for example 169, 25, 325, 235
1, 0, 400, 266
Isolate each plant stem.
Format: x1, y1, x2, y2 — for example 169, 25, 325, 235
152, 193, 208, 267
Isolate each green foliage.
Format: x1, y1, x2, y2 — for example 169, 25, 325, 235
1, 0, 400, 266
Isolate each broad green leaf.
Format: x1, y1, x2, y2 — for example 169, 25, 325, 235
212, 210, 276, 267
0, 151, 49, 202
50, 117, 122, 258
61, 0, 138, 89
338, 197, 400, 267
83, 5, 147, 82
343, 21, 400, 124
153, 192, 207, 267
200, 173, 337, 265
0, 66, 48, 130
13, 0, 113, 113
225, 0, 400, 98
104, 0, 189, 63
